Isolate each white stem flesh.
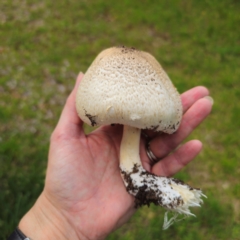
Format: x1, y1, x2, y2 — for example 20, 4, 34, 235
120, 125, 141, 171
119, 125, 206, 229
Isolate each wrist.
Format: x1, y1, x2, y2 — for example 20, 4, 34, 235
18, 193, 81, 240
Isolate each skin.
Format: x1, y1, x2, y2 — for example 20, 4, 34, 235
19, 72, 213, 240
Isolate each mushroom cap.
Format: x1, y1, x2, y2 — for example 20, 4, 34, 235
76, 46, 182, 134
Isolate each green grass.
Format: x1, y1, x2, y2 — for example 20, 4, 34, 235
1, 0, 240, 239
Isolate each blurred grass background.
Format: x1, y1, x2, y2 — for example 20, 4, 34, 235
0, 0, 240, 239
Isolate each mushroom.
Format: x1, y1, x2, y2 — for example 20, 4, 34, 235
76, 46, 205, 229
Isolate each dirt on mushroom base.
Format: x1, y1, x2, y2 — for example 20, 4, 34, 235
121, 163, 184, 208
120, 163, 205, 229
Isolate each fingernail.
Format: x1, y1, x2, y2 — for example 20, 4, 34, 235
204, 96, 214, 105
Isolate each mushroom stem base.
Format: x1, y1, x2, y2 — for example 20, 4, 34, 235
120, 164, 206, 229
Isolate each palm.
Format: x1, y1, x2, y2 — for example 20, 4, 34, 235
46, 126, 135, 238
43, 73, 213, 239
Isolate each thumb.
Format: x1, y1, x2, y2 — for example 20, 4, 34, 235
52, 72, 85, 139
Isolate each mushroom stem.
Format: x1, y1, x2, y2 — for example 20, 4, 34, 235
119, 125, 206, 229
120, 125, 141, 172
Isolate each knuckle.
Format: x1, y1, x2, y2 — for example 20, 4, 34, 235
50, 129, 69, 143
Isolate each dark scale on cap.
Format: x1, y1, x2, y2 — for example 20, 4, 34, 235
117, 45, 138, 54
151, 125, 159, 131
85, 113, 97, 127
84, 109, 97, 127
145, 125, 159, 131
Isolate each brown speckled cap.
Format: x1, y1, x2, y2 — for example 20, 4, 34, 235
76, 46, 182, 134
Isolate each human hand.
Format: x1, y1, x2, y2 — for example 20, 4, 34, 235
19, 72, 213, 240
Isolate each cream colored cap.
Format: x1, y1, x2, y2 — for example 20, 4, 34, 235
76, 46, 182, 134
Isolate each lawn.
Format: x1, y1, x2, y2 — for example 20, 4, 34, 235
0, 0, 240, 239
